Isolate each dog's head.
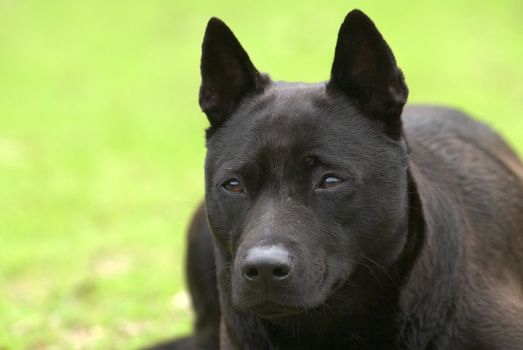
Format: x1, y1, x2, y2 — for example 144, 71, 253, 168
200, 10, 409, 319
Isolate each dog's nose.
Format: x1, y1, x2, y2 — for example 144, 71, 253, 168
241, 246, 293, 286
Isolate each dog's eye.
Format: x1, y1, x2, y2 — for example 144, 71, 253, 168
222, 178, 243, 193
319, 175, 343, 189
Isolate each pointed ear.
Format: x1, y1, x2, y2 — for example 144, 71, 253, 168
327, 10, 408, 137
199, 18, 269, 131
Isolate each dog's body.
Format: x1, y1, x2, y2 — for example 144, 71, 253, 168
146, 10, 523, 350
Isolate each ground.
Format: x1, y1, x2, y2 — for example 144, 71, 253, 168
0, 0, 522, 349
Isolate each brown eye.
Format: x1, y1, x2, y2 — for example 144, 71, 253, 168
223, 178, 243, 193
319, 175, 343, 189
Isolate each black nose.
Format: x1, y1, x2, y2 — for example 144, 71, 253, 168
241, 246, 293, 286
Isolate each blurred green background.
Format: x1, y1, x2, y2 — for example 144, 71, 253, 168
0, 0, 522, 349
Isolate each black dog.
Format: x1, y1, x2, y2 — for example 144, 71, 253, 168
147, 9, 523, 350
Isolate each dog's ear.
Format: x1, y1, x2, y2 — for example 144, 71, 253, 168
328, 10, 408, 137
199, 18, 268, 131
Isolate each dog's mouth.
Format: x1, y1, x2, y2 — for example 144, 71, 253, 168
251, 301, 303, 319
232, 255, 346, 317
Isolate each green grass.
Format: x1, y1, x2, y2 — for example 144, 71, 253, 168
0, 0, 522, 349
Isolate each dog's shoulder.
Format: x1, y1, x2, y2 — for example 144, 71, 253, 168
403, 105, 523, 203
403, 104, 523, 268
399, 105, 523, 348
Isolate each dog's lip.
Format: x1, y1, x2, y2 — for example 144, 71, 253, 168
251, 301, 302, 319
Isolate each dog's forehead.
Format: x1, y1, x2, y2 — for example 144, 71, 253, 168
256, 82, 327, 119
242, 83, 332, 153
245, 82, 372, 151
207, 81, 385, 169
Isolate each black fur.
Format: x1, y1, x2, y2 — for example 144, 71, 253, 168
145, 9, 523, 350
199, 17, 269, 135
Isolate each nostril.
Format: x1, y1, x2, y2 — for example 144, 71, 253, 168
244, 267, 259, 280
272, 265, 291, 279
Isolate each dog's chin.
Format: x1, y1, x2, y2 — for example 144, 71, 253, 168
251, 301, 304, 320
232, 288, 332, 320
